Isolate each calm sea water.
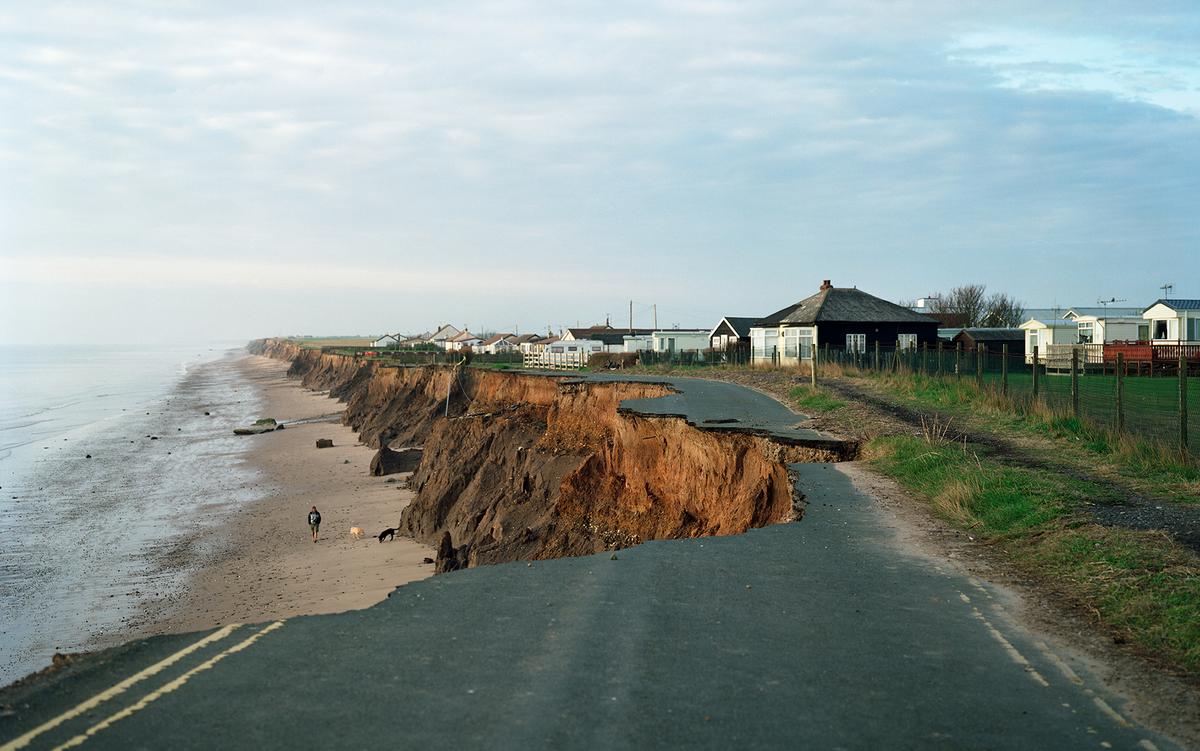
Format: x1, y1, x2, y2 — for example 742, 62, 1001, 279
0, 343, 267, 685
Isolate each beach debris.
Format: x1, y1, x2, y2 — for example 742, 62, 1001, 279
85, 454, 91, 459
315, 438, 334, 449
369, 443, 422, 476
234, 418, 279, 436
343, 459, 350, 464
422, 557, 434, 564
204, 411, 211, 415
610, 553, 618, 560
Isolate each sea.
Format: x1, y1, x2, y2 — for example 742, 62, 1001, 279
0, 343, 268, 686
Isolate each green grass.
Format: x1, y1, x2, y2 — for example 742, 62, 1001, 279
788, 386, 846, 413
867, 371, 1200, 501
866, 436, 1105, 534
867, 434, 1200, 676
1016, 526, 1200, 674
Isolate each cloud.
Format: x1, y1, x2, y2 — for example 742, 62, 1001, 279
0, 1, 1197, 343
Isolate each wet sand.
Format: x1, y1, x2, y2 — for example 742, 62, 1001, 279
145, 355, 434, 635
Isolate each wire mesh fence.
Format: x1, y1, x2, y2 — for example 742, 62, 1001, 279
811, 341, 1197, 456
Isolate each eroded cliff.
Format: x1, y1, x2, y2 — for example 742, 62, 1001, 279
249, 338, 849, 567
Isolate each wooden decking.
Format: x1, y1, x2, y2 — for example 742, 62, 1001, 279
1102, 341, 1200, 375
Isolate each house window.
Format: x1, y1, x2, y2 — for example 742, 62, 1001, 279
1077, 322, 1094, 344
847, 334, 867, 353
1153, 320, 1168, 339
1138, 324, 1149, 341
783, 329, 799, 358
799, 332, 813, 360
897, 333, 917, 351
1190, 318, 1199, 342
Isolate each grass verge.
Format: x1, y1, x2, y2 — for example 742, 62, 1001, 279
789, 386, 846, 413
867, 371, 1200, 502
866, 434, 1200, 677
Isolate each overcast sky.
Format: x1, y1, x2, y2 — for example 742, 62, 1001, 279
1, 1, 1197, 343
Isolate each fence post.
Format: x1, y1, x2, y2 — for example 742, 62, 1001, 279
975, 345, 984, 389
921, 341, 928, 375
1115, 352, 1125, 434
1181, 351, 1189, 452
1001, 343, 1009, 397
874, 340, 880, 372
1071, 348, 1080, 420
811, 345, 817, 388
937, 340, 943, 378
955, 342, 962, 381
1032, 345, 1039, 400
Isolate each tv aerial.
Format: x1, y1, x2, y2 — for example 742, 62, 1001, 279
1160, 283, 1174, 299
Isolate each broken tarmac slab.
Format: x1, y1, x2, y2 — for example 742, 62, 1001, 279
528, 370, 852, 455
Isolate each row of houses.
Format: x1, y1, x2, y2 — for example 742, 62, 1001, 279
370, 282, 1198, 369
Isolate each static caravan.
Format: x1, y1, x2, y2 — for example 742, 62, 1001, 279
651, 330, 710, 353
1143, 299, 1200, 342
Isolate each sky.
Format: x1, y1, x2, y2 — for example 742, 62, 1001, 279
1, 1, 1197, 344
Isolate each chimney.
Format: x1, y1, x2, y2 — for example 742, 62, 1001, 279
820, 279, 833, 291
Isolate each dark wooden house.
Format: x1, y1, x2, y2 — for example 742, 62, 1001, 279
951, 328, 1026, 357
750, 280, 940, 363
709, 316, 758, 350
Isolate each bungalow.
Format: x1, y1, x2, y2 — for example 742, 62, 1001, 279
709, 317, 757, 351
371, 333, 401, 348
445, 330, 482, 351
428, 324, 462, 349
751, 280, 940, 365
1143, 299, 1200, 342
951, 328, 1025, 357
480, 333, 519, 355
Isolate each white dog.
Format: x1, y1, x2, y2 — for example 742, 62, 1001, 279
349, 526, 365, 540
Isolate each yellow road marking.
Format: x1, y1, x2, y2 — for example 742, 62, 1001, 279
0, 624, 242, 751
51, 621, 285, 750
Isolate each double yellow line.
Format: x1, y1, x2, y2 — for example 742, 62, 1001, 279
3, 621, 284, 751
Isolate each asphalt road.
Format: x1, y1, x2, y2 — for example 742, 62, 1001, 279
1, 463, 1177, 750
0, 374, 1181, 750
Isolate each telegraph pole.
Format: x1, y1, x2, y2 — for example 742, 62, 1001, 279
653, 304, 657, 330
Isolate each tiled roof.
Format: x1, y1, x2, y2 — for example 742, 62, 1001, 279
756, 287, 936, 327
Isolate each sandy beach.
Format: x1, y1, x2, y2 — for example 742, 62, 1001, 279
144, 355, 434, 635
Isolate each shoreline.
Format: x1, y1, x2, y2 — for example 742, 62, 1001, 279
132, 354, 434, 637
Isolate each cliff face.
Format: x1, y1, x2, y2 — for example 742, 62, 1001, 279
249, 338, 843, 567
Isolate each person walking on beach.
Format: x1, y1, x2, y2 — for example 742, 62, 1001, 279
308, 505, 321, 543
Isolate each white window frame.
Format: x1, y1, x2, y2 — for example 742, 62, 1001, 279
847, 333, 867, 354
897, 333, 917, 351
